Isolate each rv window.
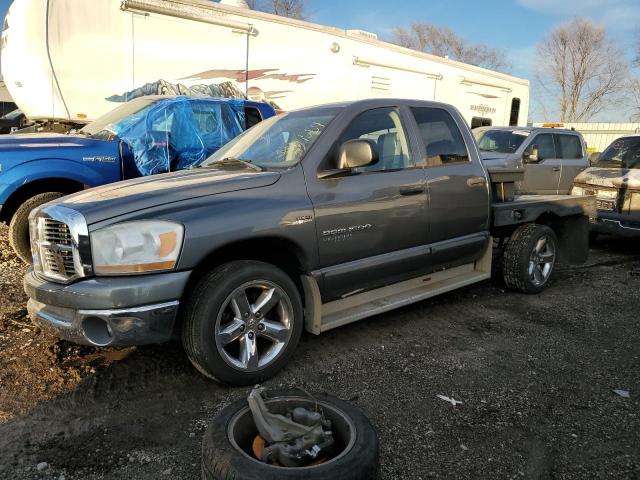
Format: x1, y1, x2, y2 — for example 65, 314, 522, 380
411, 107, 470, 165
244, 107, 263, 129
509, 98, 521, 126
471, 117, 492, 129
555, 134, 583, 159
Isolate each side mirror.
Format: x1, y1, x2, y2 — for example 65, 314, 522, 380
589, 152, 601, 166
337, 139, 378, 169
524, 145, 539, 163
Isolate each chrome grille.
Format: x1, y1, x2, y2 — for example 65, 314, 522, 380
596, 199, 616, 211
40, 219, 76, 279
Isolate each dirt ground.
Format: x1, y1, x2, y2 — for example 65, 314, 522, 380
1, 223, 639, 480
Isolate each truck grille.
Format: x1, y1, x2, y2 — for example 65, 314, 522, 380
596, 199, 616, 211
40, 219, 76, 279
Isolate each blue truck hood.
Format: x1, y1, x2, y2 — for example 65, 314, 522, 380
0, 133, 116, 171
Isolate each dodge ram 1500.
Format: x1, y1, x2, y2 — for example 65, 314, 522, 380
24, 99, 594, 385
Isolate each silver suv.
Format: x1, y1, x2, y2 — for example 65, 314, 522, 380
473, 127, 589, 194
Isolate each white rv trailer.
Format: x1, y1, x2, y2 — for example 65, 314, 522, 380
1, 0, 529, 128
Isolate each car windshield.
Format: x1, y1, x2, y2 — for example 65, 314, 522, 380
79, 97, 160, 136
474, 129, 529, 153
201, 107, 341, 170
597, 136, 640, 169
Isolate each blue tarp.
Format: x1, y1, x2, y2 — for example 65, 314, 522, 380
111, 96, 245, 176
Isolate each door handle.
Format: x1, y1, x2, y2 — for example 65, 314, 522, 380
399, 186, 425, 196
552, 167, 561, 172
467, 176, 487, 187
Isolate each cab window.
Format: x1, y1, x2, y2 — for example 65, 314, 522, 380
339, 107, 412, 172
527, 133, 555, 160
556, 134, 583, 159
411, 107, 469, 165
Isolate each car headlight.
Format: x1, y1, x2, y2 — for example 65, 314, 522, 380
91, 221, 184, 274
570, 185, 584, 196
596, 189, 617, 200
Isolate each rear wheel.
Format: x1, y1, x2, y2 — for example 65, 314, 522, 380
8, 192, 64, 263
182, 261, 303, 386
503, 224, 558, 294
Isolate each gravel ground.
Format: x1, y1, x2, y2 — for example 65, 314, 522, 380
0, 223, 639, 479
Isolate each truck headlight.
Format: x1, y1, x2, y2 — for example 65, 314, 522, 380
91, 221, 184, 274
570, 185, 584, 196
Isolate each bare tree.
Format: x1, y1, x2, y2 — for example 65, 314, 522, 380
535, 18, 628, 122
391, 23, 511, 72
246, 0, 308, 20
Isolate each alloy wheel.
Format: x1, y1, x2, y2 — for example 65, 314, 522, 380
215, 280, 294, 372
528, 235, 556, 286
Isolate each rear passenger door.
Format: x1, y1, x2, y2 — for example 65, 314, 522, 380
522, 133, 561, 194
408, 106, 490, 270
556, 133, 588, 194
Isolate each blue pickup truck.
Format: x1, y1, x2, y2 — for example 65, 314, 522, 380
0, 96, 275, 262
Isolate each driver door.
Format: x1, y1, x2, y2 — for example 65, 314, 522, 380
304, 106, 430, 301
522, 133, 561, 194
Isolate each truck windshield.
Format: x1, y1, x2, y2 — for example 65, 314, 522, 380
79, 97, 160, 136
201, 107, 341, 170
597, 137, 640, 169
474, 129, 529, 153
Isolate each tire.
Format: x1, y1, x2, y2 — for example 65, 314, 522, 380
182, 261, 304, 386
588, 231, 599, 244
8, 192, 64, 264
201, 390, 379, 480
503, 224, 558, 294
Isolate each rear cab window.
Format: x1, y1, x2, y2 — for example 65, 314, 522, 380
410, 107, 470, 166
555, 134, 583, 159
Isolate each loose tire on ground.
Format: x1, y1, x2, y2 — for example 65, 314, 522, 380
201, 390, 379, 480
182, 260, 304, 386
502, 223, 558, 294
9, 192, 64, 263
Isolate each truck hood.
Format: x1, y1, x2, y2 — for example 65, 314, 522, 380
56, 166, 281, 224
0, 133, 115, 175
0, 132, 104, 153
574, 167, 640, 190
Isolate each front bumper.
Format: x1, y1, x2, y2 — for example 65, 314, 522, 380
590, 211, 640, 238
24, 269, 191, 346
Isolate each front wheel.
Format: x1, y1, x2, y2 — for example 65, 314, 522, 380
182, 261, 304, 386
502, 224, 558, 294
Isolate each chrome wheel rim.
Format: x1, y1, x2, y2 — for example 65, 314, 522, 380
215, 280, 293, 372
529, 235, 556, 287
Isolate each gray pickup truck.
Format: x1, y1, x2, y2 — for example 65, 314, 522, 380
24, 99, 594, 385
474, 126, 589, 194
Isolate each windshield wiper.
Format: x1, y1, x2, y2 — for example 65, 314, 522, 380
208, 157, 264, 172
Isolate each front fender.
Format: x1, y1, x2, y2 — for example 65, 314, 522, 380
0, 158, 120, 204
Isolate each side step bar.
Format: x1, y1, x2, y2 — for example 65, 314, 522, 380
302, 239, 492, 335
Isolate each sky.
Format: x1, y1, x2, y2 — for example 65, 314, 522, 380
0, 0, 637, 121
